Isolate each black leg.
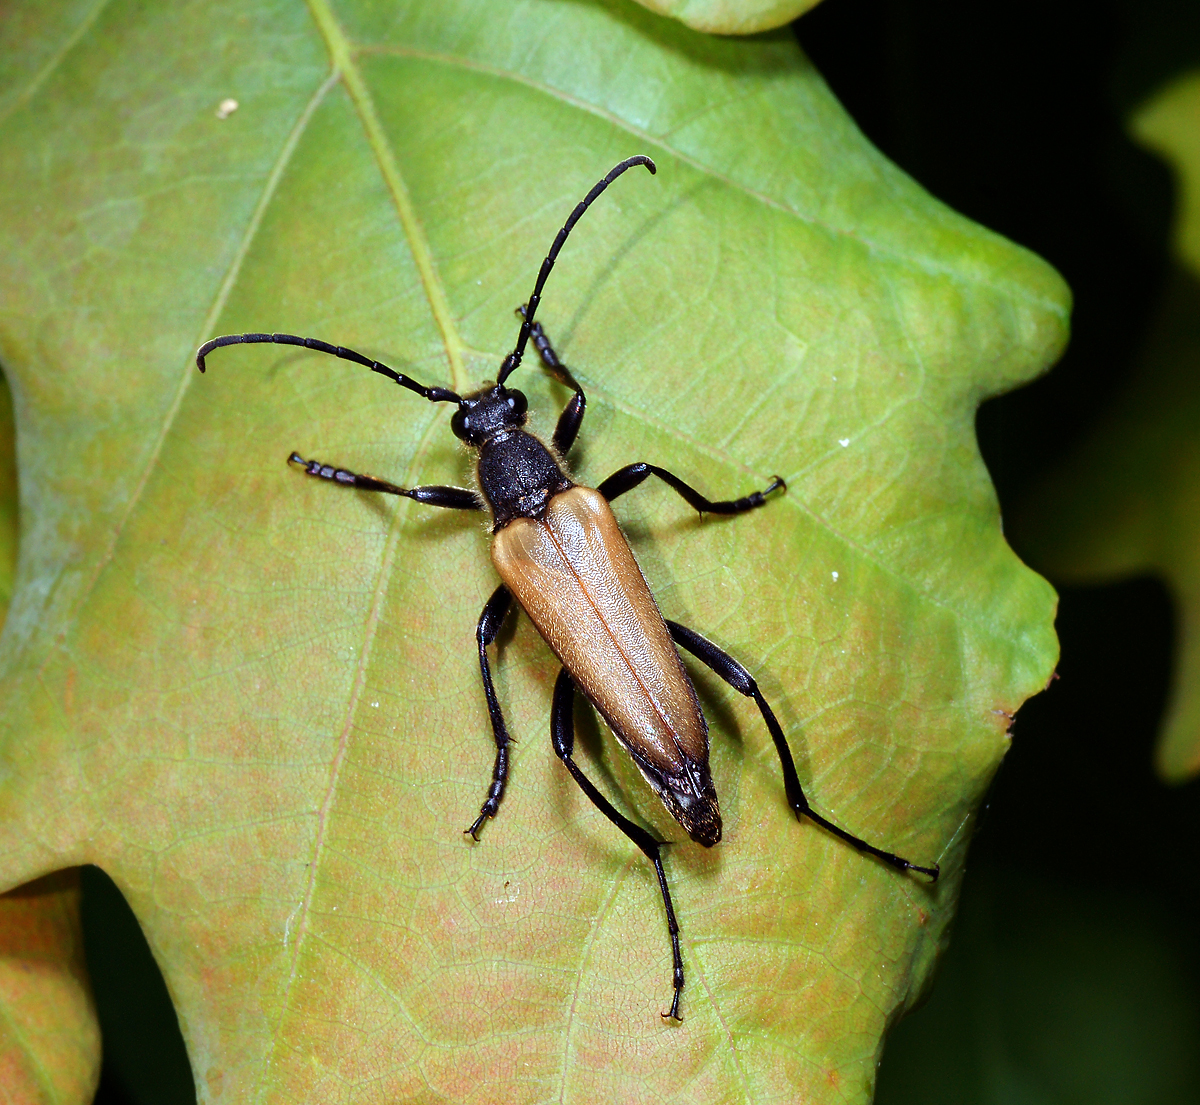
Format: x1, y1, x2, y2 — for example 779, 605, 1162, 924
288, 453, 481, 510
598, 463, 785, 515
517, 307, 586, 456
666, 621, 940, 881
551, 669, 686, 1021
465, 585, 516, 839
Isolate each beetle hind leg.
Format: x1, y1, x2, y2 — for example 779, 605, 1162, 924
465, 585, 516, 840
666, 620, 940, 881
551, 668, 686, 1021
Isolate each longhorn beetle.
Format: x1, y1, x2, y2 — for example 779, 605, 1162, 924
197, 155, 939, 1022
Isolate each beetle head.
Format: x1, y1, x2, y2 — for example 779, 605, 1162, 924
450, 385, 528, 446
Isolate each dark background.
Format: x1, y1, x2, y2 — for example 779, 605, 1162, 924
85, 1, 1200, 1101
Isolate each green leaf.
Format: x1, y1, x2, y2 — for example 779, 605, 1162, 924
0, 364, 99, 1103
0, 375, 15, 614
0, 1, 1066, 1100
0, 871, 100, 1105
628, 0, 823, 35
1016, 71, 1200, 781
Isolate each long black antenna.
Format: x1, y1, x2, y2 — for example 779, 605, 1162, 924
195, 333, 463, 405
497, 155, 656, 386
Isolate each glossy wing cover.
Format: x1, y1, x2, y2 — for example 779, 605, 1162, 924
492, 487, 721, 845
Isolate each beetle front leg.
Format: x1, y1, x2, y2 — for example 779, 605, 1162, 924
288, 453, 481, 509
517, 307, 587, 456
465, 585, 516, 839
598, 463, 784, 515
551, 668, 685, 1021
666, 620, 940, 881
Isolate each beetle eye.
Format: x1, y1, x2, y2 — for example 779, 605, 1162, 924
450, 406, 472, 440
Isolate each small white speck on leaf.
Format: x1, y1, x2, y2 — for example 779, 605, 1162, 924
283, 900, 302, 947
838, 438, 850, 447
215, 98, 238, 120
832, 571, 839, 581
371, 701, 379, 708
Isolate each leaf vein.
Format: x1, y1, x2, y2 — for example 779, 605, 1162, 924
687, 947, 752, 1104
257, 403, 443, 1099
557, 850, 633, 1104
0, 0, 113, 129
581, 378, 1014, 651
21, 71, 339, 702
356, 41, 1064, 314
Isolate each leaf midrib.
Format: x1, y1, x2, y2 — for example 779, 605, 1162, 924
305, 0, 469, 393
254, 3, 478, 1095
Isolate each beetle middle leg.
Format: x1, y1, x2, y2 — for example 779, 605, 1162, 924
666, 620, 940, 881
599, 463, 785, 514
551, 668, 686, 1022
288, 453, 481, 509
465, 584, 517, 840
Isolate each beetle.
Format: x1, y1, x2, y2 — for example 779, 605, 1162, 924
197, 155, 939, 1021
